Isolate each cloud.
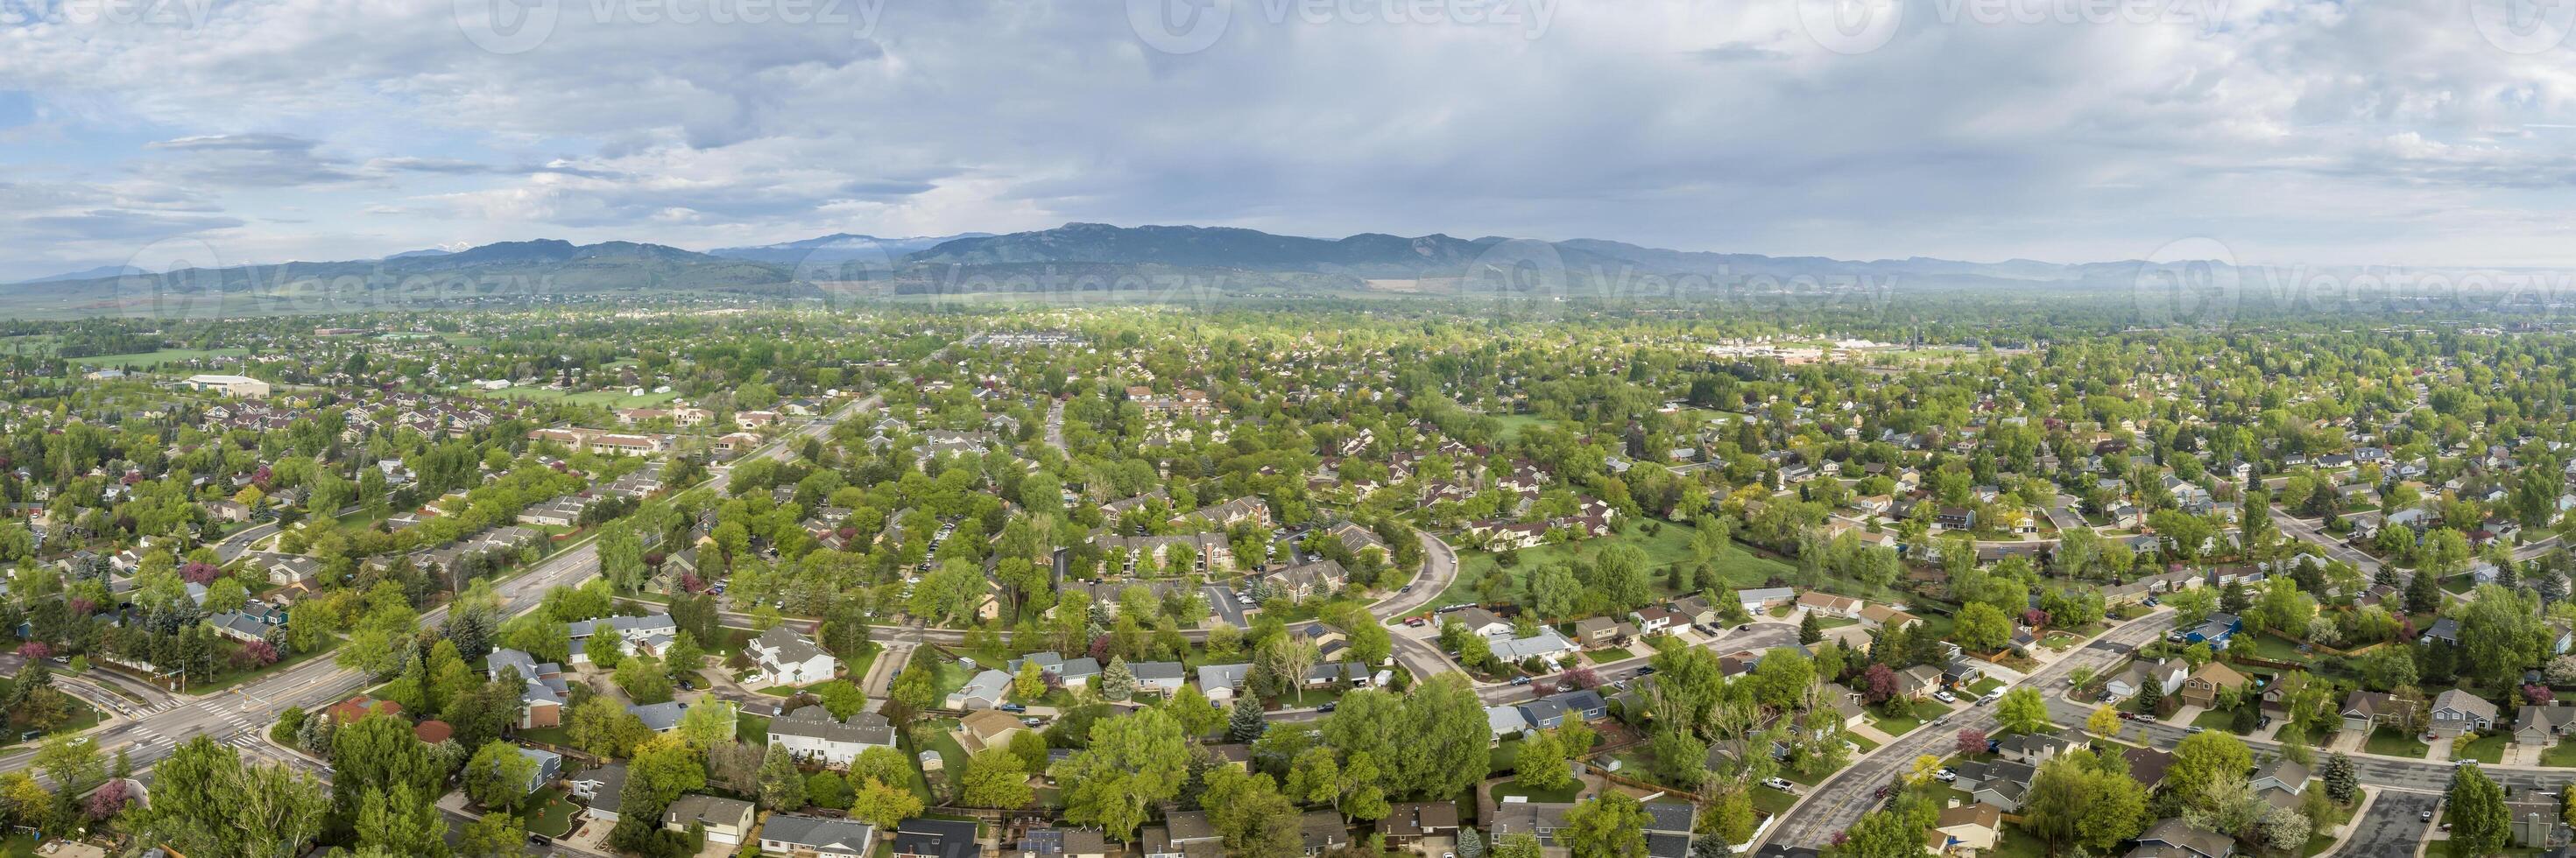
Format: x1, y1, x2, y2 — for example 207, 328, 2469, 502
0, 0, 2571, 269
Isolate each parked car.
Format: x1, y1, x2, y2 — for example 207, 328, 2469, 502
999, 703, 1027, 714
1979, 690, 2002, 705
1316, 701, 1337, 712
1933, 769, 1958, 783
1932, 690, 1958, 703
1509, 676, 1533, 686
2186, 726, 2205, 735
1761, 777, 1796, 792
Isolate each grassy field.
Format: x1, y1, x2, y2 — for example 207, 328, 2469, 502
0, 677, 102, 748
1490, 414, 1557, 443
2191, 708, 2241, 734
467, 386, 681, 410
1867, 699, 1951, 736
76, 347, 252, 369
1436, 518, 1795, 609
2365, 727, 2429, 758
2457, 734, 2507, 764
2544, 739, 2576, 767
1489, 777, 1584, 804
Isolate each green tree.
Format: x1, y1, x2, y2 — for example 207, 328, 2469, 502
960, 747, 1034, 808
848, 775, 925, 829
1514, 729, 1571, 791
2447, 763, 2510, 857
1055, 707, 1192, 840
1952, 602, 2012, 652
125, 735, 328, 858
757, 743, 804, 810
458, 812, 529, 858
356, 784, 451, 858
1558, 791, 1651, 858
462, 740, 539, 812
1995, 687, 2052, 735
1227, 696, 1268, 742
2165, 730, 2254, 802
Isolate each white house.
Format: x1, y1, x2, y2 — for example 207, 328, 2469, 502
747, 626, 838, 686
768, 705, 896, 768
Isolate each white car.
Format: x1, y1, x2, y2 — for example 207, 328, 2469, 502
1761, 777, 1796, 792
1933, 690, 1958, 703
1933, 769, 1958, 783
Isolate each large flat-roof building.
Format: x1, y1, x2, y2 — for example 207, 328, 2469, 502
183, 374, 272, 398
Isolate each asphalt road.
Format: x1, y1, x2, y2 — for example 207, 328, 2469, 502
2335, 790, 2437, 857
1767, 610, 2179, 850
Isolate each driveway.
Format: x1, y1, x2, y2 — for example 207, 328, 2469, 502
2333, 791, 2435, 858
1203, 585, 1251, 628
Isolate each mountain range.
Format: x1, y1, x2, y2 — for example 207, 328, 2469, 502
7, 222, 2452, 313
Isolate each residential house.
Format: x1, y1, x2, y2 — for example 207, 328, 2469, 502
2430, 690, 2500, 738
960, 708, 1027, 753
2132, 819, 2237, 858
1737, 587, 1796, 615
1796, 591, 1862, 618
1929, 804, 2003, 855
1996, 731, 2080, 766
747, 625, 839, 686
1374, 802, 1460, 849
1572, 616, 1620, 648
947, 669, 1014, 709
571, 763, 626, 823
2515, 703, 2576, 747
761, 814, 879, 858
893, 817, 983, 858
2106, 658, 2188, 701
2178, 662, 2250, 709
1132, 661, 1188, 696
2249, 759, 2309, 796
1013, 828, 1112, 858
1489, 802, 1574, 856
770, 706, 897, 768
663, 794, 756, 846
1858, 603, 1918, 629
2341, 691, 2410, 736
1898, 665, 1945, 699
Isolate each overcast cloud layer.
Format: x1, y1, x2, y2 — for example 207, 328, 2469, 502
2, 0, 2574, 281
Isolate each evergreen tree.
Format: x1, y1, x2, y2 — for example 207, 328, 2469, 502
1225, 697, 1267, 742
2322, 752, 2358, 805
1798, 612, 1824, 645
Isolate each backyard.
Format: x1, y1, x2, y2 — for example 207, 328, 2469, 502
1436, 518, 1796, 609
522, 786, 579, 838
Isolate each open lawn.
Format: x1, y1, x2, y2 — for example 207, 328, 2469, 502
1749, 786, 1797, 816
2191, 708, 2242, 734
523, 786, 578, 838
2457, 734, 2507, 764
2365, 727, 2430, 758
1491, 414, 1558, 443
1437, 518, 1795, 609
737, 711, 771, 745
0, 677, 102, 748
1488, 737, 1523, 777
1868, 699, 1951, 736
1965, 677, 2006, 696
1489, 777, 1584, 805
79, 347, 251, 369
468, 386, 683, 411
2541, 739, 2576, 767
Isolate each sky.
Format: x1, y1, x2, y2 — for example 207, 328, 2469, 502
3, 0, 2575, 281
